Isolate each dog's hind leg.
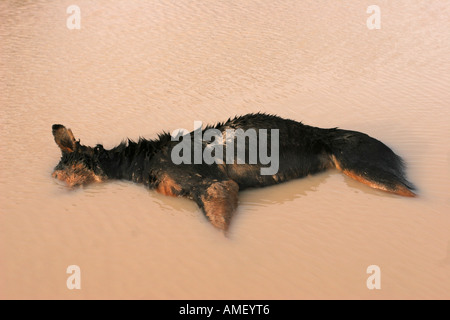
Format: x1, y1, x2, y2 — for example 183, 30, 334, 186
153, 168, 239, 230
193, 179, 240, 231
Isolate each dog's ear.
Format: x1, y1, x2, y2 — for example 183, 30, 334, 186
52, 124, 77, 153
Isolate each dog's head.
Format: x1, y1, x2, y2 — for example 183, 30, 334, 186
52, 124, 106, 187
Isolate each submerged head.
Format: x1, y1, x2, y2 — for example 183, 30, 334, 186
52, 124, 106, 187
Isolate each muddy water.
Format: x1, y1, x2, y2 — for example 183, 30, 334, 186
1, 0, 449, 299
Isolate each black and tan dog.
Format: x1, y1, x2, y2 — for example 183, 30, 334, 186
52, 113, 416, 231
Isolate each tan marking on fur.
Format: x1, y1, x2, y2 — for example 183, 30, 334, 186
332, 156, 416, 197
226, 163, 258, 181
201, 180, 239, 231
391, 184, 416, 197
156, 175, 182, 197
217, 163, 228, 175
323, 153, 336, 169
342, 169, 389, 192
331, 155, 342, 170
52, 163, 104, 187
57, 145, 73, 154
54, 128, 77, 153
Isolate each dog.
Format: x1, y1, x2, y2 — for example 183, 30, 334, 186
52, 113, 416, 231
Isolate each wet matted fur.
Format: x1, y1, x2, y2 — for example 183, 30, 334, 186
52, 113, 416, 231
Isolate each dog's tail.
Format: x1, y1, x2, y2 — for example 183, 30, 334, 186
326, 129, 416, 197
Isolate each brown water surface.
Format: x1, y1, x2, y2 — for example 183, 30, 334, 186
1, 0, 449, 299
